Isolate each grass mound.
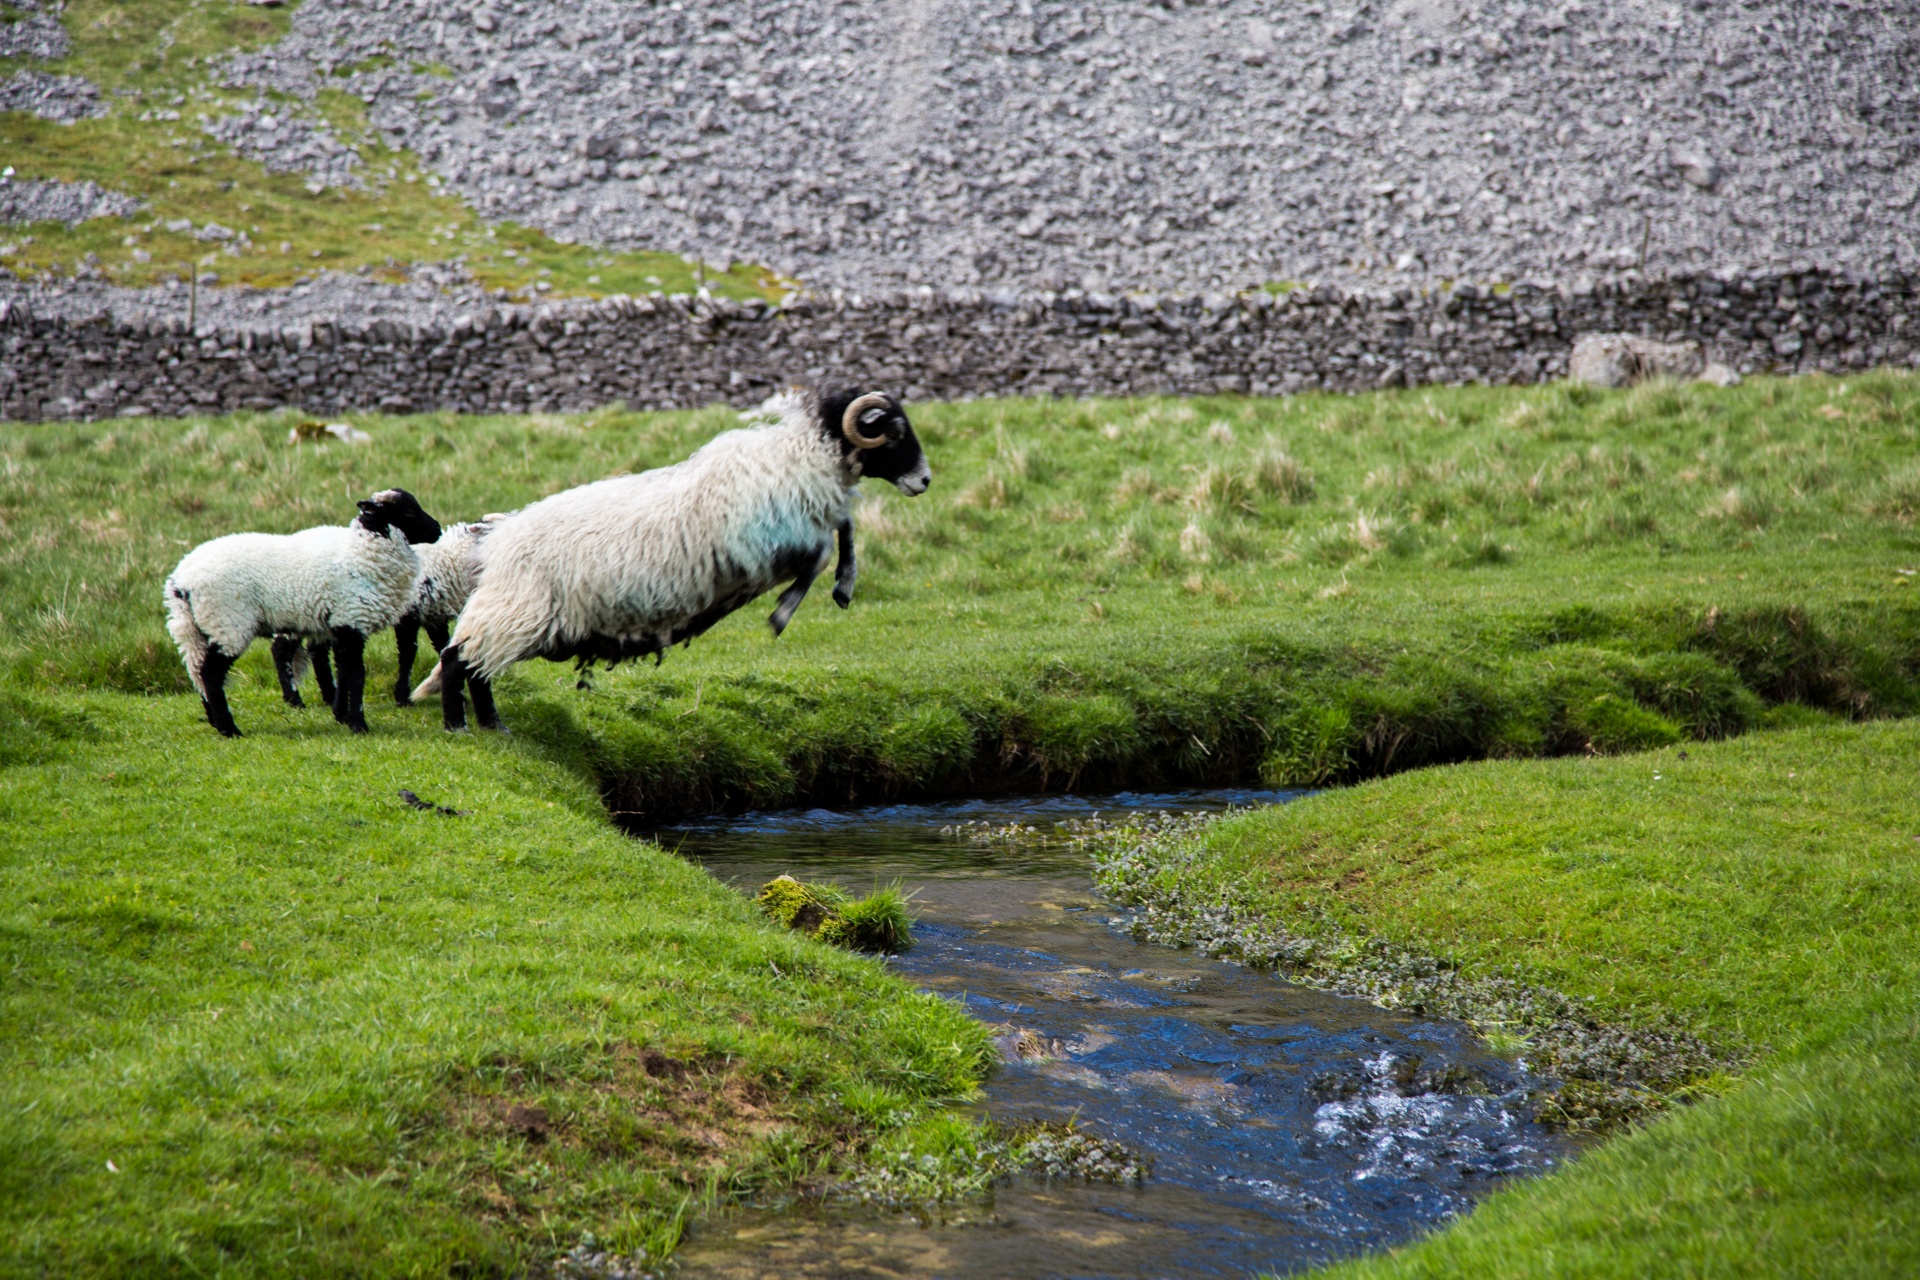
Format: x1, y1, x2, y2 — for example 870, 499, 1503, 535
0, 694, 986, 1278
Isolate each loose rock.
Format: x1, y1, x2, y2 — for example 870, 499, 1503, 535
0, 70, 105, 124
1569, 333, 1741, 389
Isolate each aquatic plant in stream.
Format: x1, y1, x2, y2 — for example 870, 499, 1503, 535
842, 1123, 1147, 1211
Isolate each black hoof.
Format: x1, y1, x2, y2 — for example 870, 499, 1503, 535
218, 726, 242, 739
284, 694, 304, 708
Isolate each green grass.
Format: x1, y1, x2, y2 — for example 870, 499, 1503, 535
1135, 723, 1920, 1278
821, 885, 917, 956
4, 375, 1920, 1275
0, 688, 990, 1278
0, 0, 777, 299
4, 375, 1917, 815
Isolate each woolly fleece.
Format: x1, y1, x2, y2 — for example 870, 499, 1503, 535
164, 525, 423, 695
451, 392, 857, 681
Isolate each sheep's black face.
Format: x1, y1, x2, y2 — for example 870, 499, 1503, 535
820, 387, 932, 496
356, 488, 444, 545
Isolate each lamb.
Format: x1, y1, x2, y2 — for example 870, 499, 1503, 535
391, 516, 499, 706
162, 489, 443, 737
429, 384, 931, 732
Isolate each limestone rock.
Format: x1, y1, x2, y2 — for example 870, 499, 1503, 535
1568, 333, 1740, 389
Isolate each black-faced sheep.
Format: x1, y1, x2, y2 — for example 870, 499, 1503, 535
163, 489, 442, 737
432, 385, 930, 732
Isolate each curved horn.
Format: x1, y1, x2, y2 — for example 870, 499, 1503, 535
841, 392, 893, 449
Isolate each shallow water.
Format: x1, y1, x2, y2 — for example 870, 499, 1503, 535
662, 791, 1577, 1280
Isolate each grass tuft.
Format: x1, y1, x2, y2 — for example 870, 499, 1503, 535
819, 885, 917, 956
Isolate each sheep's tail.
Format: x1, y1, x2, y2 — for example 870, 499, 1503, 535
163, 578, 210, 698
452, 580, 559, 683
409, 660, 444, 703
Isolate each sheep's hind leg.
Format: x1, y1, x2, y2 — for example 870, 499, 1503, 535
440, 642, 470, 732
199, 645, 243, 738
329, 627, 369, 733
393, 615, 420, 706
270, 635, 306, 707
308, 640, 336, 707
469, 670, 502, 732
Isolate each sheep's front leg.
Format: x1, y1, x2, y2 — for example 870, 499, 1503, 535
270, 635, 306, 707
769, 543, 833, 637
393, 615, 421, 706
329, 627, 369, 733
832, 515, 857, 609
199, 644, 243, 738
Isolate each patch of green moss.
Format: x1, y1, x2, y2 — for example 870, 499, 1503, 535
756, 877, 915, 955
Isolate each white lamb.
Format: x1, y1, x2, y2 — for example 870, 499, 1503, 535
162, 489, 443, 737
391, 516, 501, 706
427, 384, 931, 732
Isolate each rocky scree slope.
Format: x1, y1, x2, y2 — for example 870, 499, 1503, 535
202, 0, 1920, 294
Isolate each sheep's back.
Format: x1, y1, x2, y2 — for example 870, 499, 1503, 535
456, 421, 849, 673
412, 523, 486, 623
167, 527, 420, 645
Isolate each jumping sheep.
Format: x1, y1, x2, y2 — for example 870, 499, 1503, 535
430, 384, 930, 732
392, 516, 499, 706
163, 489, 443, 737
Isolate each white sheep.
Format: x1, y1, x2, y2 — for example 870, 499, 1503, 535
428, 384, 931, 731
162, 489, 443, 737
391, 516, 500, 706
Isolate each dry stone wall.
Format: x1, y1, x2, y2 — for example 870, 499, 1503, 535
5, 272, 1916, 423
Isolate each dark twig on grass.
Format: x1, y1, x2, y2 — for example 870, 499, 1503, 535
399, 788, 468, 816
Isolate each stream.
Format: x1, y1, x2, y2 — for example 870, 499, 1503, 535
659, 790, 1579, 1280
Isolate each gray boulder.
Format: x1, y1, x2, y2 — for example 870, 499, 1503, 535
1568, 333, 1741, 389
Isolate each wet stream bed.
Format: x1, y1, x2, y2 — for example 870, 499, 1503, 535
659, 791, 1581, 1280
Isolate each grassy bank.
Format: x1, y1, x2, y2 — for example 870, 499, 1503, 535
1091, 721, 1920, 1277
4, 375, 1917, 816
3, 376, 1918, 1274
0, 688, 990, 1277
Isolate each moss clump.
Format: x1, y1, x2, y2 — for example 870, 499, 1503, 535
756, 877, 915, 955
